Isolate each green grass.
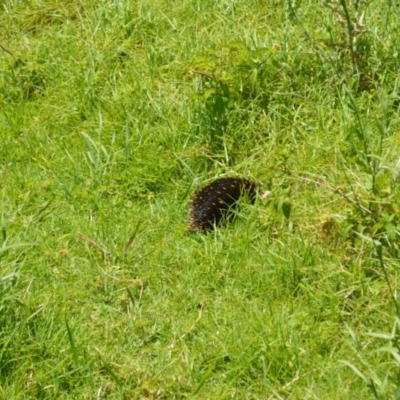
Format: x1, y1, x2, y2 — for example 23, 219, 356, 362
1, 0, 400, 398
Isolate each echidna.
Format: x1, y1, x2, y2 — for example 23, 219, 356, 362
189, 177, 258, 232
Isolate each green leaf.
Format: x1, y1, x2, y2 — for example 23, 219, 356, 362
339, 360, 368, 383
204, 88, 216, 100
282, 199, 292, 219
375, 347, 400, 364
365, 332, 393, 340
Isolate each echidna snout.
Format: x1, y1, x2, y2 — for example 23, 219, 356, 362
189, 177, 258, 232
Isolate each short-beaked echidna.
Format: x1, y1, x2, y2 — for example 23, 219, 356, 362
189, 177, 258, 232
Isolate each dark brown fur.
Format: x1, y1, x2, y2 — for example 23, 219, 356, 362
189, 177, 257, 232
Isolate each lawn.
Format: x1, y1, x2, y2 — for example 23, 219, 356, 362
1, 0, 400, 398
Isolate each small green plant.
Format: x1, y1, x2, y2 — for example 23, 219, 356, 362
323, 0, 385, 91
340, 239, 400, 399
